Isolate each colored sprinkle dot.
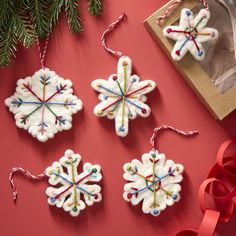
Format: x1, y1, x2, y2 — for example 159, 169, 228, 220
103, 95, 108, 100
151, 153, 156, 158
123, 61, 128, 66
167, 28, 172, 33
186, 10, 191, 16
108, 111, 114, 115
112, 75, 118, 81
72, 206, 77, 212
141, 108, 147, 114
127, 193, 132, 199
198, 51, 203, 57
119, 126, 125, 132
50, 197, 56, 203
172, 194, 178, 200
94, 194, 98, 200
97, 111, 103, 116
132, 78, 137, 82
92, 168, 97, 173
126, 165, 132, 171
153, 209, 159, 215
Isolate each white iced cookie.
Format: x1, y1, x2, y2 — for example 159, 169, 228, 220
163, 8, 218, 61
91, 56, 156, 137
123, 150, 184, 216
45, 149, 102, 217
5, 68, 83, 142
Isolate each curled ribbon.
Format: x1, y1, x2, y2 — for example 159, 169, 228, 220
177, 139, 236, 236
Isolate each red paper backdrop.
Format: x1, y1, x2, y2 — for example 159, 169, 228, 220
0, 0, 236, 235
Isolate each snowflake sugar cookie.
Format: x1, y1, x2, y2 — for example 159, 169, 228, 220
45, 149, 102, 217
91, 56, 156, 137
5, 68, 83, 142
123, 150, 184, 216
163, 8, 218, 61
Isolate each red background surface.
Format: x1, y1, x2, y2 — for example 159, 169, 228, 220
0, 0, 236, 235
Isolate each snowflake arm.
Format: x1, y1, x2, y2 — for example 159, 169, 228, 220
45, 149, 102, 217
163, 8, 218, 61
5, 68, 83, 142
91, 56, 156, 137
123, 150, 184, 216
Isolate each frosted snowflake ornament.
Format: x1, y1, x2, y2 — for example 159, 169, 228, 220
123, 125, 198, 216
92, 12, 156, 137
91, 56, 156, 137
163, 8, 218, 61
10, 149, 102, 217
45, 149, 102, 217
5, 68, 83, 142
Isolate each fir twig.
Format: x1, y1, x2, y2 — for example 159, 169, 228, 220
49, 0, 64, 30
88, 0, 102, 15
14, 13, 35, 47
26, 0, 50, 38
65, 0, 82, 32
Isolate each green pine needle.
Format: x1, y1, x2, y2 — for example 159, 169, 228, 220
14, 13, 35, 48
65, 0, 82, 33
26, 0, 50, 38
88, 0, 102, 15
0, 18, 18, 66
0, 0, 103, 67
48, 0, 64, 30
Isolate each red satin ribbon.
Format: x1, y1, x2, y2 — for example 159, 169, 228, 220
177, 139, 236, 236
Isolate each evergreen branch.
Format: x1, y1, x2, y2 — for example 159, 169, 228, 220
49, 0, 64, 30
65, 0, 82, 33
88, 0, 102, 15
26, 0, 50, 38
0, 18, 18, 66
0, 0, 14, 27
14, 13, 35, 48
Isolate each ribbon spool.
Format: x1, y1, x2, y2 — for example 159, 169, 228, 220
177, 139, 236, 235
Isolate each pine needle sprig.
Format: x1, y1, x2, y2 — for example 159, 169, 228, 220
88, 0, 102, 15
0, 0, 35, 66
26, 0, 50, 38
65, 0, 82, 33
48, 0, 64, 30
0, 0, 103, 67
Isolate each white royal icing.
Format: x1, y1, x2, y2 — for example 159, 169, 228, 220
45, 149, 102, 217
5, 68, 83, 142
163, 8, 218, 61
123, 150, 184, 216
91, 56, 156, 137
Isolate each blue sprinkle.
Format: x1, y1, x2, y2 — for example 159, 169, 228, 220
186, 10, 191, 16
50, 197, 56, 203
153, 209, 159, 215
119, 126, 125, 132
132, 77, 137, 83
172, 194, 178, 200
103, 95, 108, 100
198, 51, 203, 57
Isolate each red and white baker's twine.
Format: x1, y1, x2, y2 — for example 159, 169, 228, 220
37, 34, 50, 69
156, 0, 209, 25
101, 11, 126, 58
150, 125, 198, 150
9, 167, 46, 201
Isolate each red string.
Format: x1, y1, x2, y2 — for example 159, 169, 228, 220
37, 34, 50, 69
150, 125, 198, 151
101, 11, 126, 58
9, 167, 46, 201
156, 0, 209, 25
177, 139, 236, 236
